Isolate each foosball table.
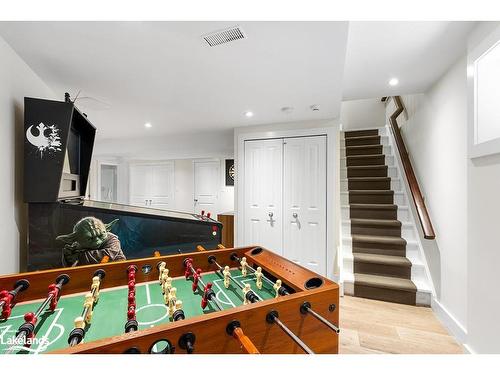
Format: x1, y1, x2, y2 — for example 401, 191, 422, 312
0, 246, 339, 354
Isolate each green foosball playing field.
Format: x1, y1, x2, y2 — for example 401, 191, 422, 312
0, 268, 276, 354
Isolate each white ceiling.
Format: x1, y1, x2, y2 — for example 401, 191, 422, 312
343, 21, 478, 100
0, 21, 348, 139
0, 21, 479, 140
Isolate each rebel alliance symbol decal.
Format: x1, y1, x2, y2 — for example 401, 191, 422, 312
26, 122, 62, 158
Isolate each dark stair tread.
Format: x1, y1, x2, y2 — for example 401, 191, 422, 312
344, 135, 380, 141
345, 129, 379, 138
348, 176, 390, 181
353, 253, 412, 267
346, 154, 385, 160
351, 218, 402, 227
349, 203, 398, 210
347, 165, 387, 170
345, 144, 382, 150
349, 190, 394, 195
352, 234, 407, 246
354, 273, 416, 292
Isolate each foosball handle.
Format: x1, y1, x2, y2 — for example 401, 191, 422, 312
178, 332, 196, 354
226, 320, 260, 354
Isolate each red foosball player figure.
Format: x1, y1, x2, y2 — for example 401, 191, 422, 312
201, 282, 216, 309
0, 279, 29, 320
192, 268, 202, 292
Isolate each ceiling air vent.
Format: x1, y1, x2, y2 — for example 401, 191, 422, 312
203, 25, 246, 47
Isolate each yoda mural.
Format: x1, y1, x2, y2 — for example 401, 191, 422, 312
56, 217, 126, 266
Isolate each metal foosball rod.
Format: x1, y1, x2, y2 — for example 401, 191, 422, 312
300, 302, 340, 334
0, 279, 30, 320
68, 269, 106, 346
266, 310, 314, 354
230, 251, 289, 296
208, 255, 261, 303
184, 258, 224, 311
6, 274, 70, 354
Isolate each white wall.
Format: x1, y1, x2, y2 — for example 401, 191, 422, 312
466, 22, 500, 354
94, 130, 234, 160
90, 156, 234, 216
0, 36, 55, 274
340, 98, 386, 130
389, 57, 468, 337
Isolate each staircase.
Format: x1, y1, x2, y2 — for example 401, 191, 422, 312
340, 127, 433, 306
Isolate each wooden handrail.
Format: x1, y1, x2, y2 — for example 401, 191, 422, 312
388, 96, 436, 240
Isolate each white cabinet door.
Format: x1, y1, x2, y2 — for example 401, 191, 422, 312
194, 160, 220, 216
129, 165, 152, 207
283, 136, 326, 274
243, 139, 283, 255
129, 163, 175, 209
150, 163, 175, 209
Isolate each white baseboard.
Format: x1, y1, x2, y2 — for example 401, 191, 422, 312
431, 297, 468, 347
462, 344, 475, 354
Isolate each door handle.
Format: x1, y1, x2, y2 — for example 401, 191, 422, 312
268, 212, 273, 218
293, 213, 298, 219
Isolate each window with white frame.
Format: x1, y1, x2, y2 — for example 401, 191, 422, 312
474, 39, 500, 145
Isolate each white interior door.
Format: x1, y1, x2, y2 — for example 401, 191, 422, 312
243, 139, 283, 254
194, 160, 220, 216
283, 136, 327, 274
129, 164, 152, 207
150, 163, 175, 209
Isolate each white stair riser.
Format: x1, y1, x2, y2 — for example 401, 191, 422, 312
340, 178, 401, 192
340, 166, 398, 179
340, 191, 406, 205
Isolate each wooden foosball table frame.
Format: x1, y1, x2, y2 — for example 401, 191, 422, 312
0, 246, 339, 354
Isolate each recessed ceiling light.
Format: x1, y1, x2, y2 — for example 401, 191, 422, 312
244, 111, 254, 118
389, 78, 399, 86
144, 122, 152, 128
310, 104, 320, 112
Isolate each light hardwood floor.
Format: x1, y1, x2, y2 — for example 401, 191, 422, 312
339, 296, 464, 354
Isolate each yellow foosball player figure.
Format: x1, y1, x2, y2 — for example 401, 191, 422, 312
223, 266, 231, 288
168, 287, 177, 317
255, 267, 263, 290
240, 257, 248, 276
161, 273, 171, 295
83, 293, 95, 322
160, 268, 169, 287
242, 283, 251, 305
158, 262, 167, 284
163, 277, 173, 304
273, 279, 283, 298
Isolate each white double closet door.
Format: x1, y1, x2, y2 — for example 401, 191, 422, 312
129, 162, 175, 209
243, 136, 327, 275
